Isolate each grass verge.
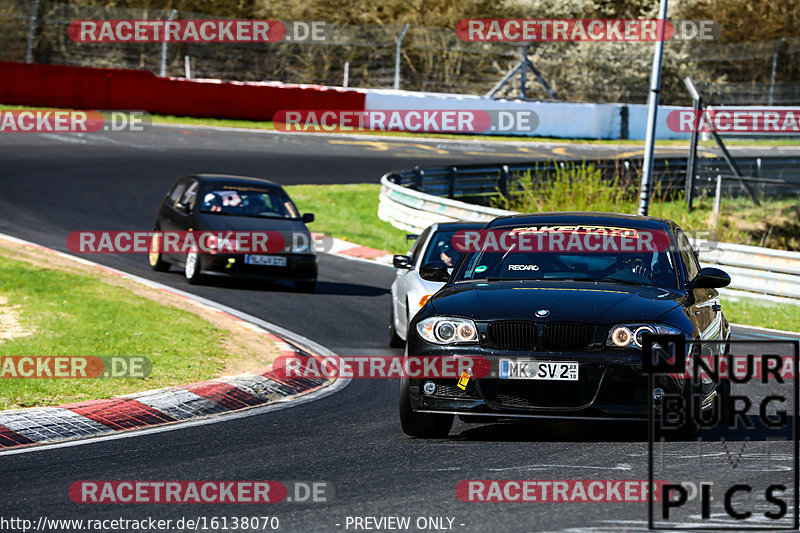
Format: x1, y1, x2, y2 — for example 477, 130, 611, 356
0, 243, 278, 410
722, 298, 800, 334
286, 183, 409, 253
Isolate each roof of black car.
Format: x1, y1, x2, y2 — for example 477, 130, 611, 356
188, 174, 284, 190
487, 212, 671, 230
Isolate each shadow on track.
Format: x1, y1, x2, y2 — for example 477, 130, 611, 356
447, 415, 792, 443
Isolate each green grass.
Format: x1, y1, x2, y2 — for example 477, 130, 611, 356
3, 103, 797, 146
723, 298, 800, 333
286, 184, 409, 253
0, 254, 232, 410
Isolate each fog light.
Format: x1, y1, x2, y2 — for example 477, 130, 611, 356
422, 381, 436, 395
653, 388, 664, 400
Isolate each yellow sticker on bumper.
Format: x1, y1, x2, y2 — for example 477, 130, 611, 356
457, 370, 470, 390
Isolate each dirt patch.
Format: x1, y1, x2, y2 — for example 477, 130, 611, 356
0, 239, 279, 374
726, 203, 800, 250
0, 295, 34, 341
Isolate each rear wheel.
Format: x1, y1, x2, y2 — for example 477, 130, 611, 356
399, 380, 453, 438
148, 231, 170, 272
184, 251, 202, 284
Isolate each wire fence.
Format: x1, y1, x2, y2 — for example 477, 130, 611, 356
2, 0, 799, 105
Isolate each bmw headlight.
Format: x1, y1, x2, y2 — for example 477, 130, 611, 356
417, 317, 478, 345
607, 323, 683, 349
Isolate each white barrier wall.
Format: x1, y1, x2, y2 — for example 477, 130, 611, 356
365, 89, 693, 141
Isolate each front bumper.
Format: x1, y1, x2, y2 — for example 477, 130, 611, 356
198, 253, 317, 281
406, 349, 681, 421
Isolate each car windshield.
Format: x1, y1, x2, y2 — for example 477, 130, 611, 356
199, 186, 299, 218
453, 226, 680, 289
421, 230, 464, 268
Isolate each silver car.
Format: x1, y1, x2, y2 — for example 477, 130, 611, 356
389, 221, 485, 347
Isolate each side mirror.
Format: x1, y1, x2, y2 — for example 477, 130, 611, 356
690, 267, 731, 289
302, 213, 315, 224
419, 261, 450, 282
393, 255, 413, 269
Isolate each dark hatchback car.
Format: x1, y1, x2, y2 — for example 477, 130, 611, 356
149, 174, 317, 291
400, 212, 732, 438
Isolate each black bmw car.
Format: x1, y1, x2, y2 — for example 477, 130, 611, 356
400, 212, 732, 438
149, 174, 318, 291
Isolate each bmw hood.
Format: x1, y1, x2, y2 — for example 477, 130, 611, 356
429, 280, 684, 324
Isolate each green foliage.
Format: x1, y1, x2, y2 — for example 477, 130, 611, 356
493, 163, 642, 214
285, 184, 409, 253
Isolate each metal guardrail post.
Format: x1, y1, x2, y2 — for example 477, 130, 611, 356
712, 174, 722, 231
683, 77, 701, 211
25, 0, 39, 64
519, 45, 528, 100
768, 38, 785, 106
394, 24, 410, 90
637, 0, 668, 216
448, 166, 458, 198
413, 166, 424, 189
500, 165, 510, 197
160, 9, 178, 77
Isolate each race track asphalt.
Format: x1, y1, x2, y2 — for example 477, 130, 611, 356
0, 126, 798, 532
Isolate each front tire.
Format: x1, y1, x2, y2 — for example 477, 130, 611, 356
184, 251, 202, 284
148, 231, 170, 272
399, 380, 453, 438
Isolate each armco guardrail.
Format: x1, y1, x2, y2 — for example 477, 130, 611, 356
384, 159, 688, 201
378, 173, 513, 233
384, 158, 800, 203
379, 170, 800, 305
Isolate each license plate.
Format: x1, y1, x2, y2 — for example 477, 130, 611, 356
499, 360, 578, 381
245, 255, 287, 267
